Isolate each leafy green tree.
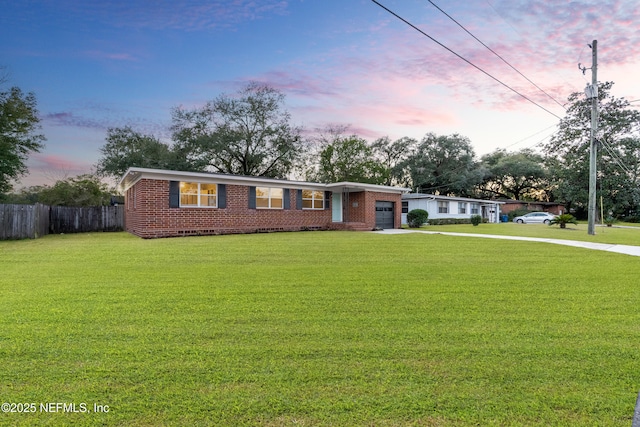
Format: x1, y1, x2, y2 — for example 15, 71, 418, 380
96, 126, 187, 179
596, 136, 640, 218
544, 81, 640, 217
0, 185, 46, 204
307, 134, 388, 184
402, 133, 482, 196
0, 86, 46, 193
478, 148, 548, 200
171, 82, 302, 178
37, 174, 111, 206
371, 136, 416, 186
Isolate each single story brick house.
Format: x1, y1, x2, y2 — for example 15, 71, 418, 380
402, 193, 504, 224
119, 167, 410, 238
498, 200, 566, 216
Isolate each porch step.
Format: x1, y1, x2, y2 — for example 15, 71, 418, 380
332, 222, 374, 231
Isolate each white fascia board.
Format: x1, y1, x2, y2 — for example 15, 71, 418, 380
119, 167, 412, 194
326, 182, 411, 194
118, 167, 327, 192
402, 193, 504, 204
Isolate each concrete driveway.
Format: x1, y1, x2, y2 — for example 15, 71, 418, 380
374, 228, 640, 257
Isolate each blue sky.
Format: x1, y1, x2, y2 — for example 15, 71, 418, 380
2, 0, 640, 187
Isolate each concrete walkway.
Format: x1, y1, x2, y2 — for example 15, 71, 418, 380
374, 228, 640, 257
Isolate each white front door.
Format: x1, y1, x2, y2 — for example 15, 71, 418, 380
332, 193, 342, 222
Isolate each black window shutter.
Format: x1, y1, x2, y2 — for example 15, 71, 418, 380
169, 181, 180, 208
248, 186, 256, 209
296, 189, 303, 210
283, 189, 290, 209
218, 184, 226, 208
324, 191, 331, 210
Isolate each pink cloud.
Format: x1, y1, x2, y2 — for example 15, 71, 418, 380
17, 154, 95, 188
361, 0, 640, 114
251, 71, 342, 98
43, 111, 109, 130
31, 153, 88, 172
42, 108, 170, 138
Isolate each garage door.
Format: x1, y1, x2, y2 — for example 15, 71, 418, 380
375, 201, 395, 229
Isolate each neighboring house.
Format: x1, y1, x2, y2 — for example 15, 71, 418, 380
118, 167, 410, 238
499, 200, 566, 216
402, 193, 504, 224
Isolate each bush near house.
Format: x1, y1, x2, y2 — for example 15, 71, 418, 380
470, 214, 482, 226
407, 209, 429, 228
427, 217, 488, 225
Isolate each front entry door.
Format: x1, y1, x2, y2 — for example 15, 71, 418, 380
332, 193, 342, 222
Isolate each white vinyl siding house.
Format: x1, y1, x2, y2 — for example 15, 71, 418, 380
401, 193, 504, 224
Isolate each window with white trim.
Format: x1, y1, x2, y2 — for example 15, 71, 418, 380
471, 203, 479, 214
438, 201, 449, 214
256, 187, 283, 209
180, 182, 217, 207
302, 189, 324, 209
458, 202, 466, 214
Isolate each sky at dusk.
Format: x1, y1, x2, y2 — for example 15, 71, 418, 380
2, 0, 640, 188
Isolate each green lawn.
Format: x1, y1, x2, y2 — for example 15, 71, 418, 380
1, 231, 639, 426
412, 221, 640, 246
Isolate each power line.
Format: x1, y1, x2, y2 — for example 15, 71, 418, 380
370, 0, 563, 120
599, 138, 633, 176
502, 124, 558, 150
483, 0, 522, 38
425, 0, 566, 111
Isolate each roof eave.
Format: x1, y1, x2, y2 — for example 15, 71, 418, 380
118, 167, 410, 194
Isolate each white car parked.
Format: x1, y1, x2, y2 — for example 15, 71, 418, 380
512, 212, 556, 224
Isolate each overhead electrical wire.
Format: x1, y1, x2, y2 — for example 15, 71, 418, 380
425, 0, 566, 110
599, 139, 634, 176
483, 0, 522, 38
502, 124, 558, 150
370, 0, 563, 120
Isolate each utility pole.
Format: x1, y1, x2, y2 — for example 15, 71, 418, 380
587, 40, 598, 235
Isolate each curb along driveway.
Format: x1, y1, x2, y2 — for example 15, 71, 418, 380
374, 228, 640, 258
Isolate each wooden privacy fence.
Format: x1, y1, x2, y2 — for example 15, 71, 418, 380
0, 204, 50, 240
0, 204, 124, 240
49, 205, 124, 234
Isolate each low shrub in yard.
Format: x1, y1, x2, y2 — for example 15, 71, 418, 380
427, 217, 489, 225
407, 209, 429, 227
549, 213, 578, 229
470, 214, 482, 226
428, 218, 470, 225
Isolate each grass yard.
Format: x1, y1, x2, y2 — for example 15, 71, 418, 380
1, 230, 639, 426
412, 221, 640, 246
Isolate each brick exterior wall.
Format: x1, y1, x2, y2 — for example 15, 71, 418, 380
340, 191, 401, 229
124, 178, 402, 238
